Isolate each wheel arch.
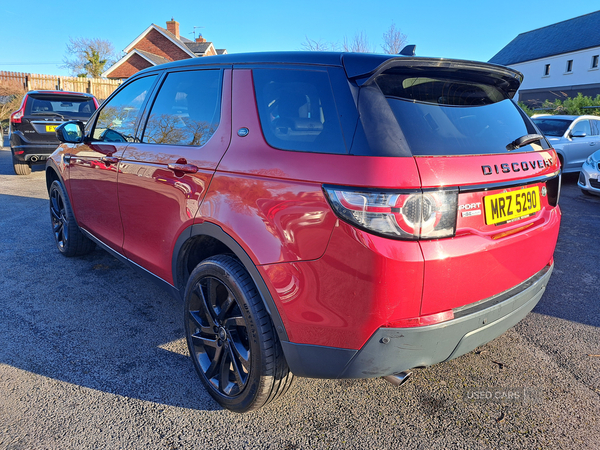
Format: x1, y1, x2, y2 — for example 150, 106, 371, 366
173, 222, 289, 342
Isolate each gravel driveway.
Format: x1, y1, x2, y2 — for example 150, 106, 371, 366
0, 137, 599, 449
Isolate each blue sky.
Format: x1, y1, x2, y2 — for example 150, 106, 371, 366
0, 1, 597, 77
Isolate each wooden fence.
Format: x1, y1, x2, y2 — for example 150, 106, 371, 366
0, 71, 122, 101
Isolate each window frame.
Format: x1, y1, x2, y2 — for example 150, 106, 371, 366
591, 55, 599, 69
543, 64, 551, 76
565, 60, 573, 73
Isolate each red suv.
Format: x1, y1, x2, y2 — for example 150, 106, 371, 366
46, 52, 561, 412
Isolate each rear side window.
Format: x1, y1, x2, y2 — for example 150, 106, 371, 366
253, 68, 347, 154
25, 94, 96, 119
142, 69, 222, 146
367, 71, 546, 156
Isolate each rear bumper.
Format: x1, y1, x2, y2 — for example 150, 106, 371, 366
282, 263, 553, 378
10, 133, 59, 162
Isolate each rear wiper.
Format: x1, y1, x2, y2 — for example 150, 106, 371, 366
31, 112, 66, 120
506, 134, 544, 151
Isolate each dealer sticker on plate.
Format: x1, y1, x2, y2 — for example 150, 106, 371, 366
484, 186, 541, 226
45, 125, 58, 132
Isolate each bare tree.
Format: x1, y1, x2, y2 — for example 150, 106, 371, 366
300, 37, 335, 52
381, 23, 408, 54
61, 37, 117, 78
342, 31, 373, 53
301, 24, 407, 54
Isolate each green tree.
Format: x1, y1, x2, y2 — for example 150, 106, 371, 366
61, 37, 117, 78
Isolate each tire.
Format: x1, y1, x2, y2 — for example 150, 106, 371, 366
184, 255, 293, 413
49, 180, 96, 257
12, 153, 31, 176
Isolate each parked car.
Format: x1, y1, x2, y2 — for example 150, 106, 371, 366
9, 90, 98, 175
532, 115, 600, 173
46, 52, 561, 412
578, 149, 600, 195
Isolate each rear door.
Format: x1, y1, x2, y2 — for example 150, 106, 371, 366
69, 75, 158, 251
117, 68, 231, 284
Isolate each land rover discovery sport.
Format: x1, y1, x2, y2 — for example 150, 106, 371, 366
46, 52, 561, 412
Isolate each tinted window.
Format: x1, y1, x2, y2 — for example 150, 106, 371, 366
532, 118, 572, 137
571, 119, 591, 136
591, 119, 600, 136
253, 69, 346, 154
373, 73, 539, 156
92, 76, 156, 143
26, 94, 96, 119
142, 70, 221, 146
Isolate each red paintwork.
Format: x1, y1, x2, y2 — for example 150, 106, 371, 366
416, 150, 560, 188
260, 221, 425, 349
68, 142, 126, 251
118, 70, 233, 283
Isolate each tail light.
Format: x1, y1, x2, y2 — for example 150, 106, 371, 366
10, 95, 28, 124
323, 185, 458, 240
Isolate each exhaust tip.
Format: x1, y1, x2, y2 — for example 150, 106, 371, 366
383, 371, 412, 387
30, 156, 38, 162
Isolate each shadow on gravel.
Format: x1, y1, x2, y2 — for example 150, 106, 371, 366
534, 174, 600, 329
0, 193, 221, 412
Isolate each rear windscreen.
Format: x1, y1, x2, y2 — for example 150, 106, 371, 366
25, 95, 96, 119
365, 72, 546, 156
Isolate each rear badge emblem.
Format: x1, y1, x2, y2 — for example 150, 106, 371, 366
462, 210, 482, 218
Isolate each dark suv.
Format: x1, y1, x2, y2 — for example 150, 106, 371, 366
46, 52, 561, 412
10, 90, 98, 175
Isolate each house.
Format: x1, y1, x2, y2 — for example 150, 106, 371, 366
103, 19, 227, 79
489, 11, 600, 107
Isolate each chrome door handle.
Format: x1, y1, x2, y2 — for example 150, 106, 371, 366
101, 156, 119, 164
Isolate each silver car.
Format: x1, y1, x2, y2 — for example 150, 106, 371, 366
578, 149, 600, 196
532, 115, 600, 173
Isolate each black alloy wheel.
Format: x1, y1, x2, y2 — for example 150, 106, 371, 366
48, 180, 95, 257
184, 255, 293, 412
189, 274, 251, 396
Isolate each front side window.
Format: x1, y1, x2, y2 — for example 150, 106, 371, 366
253, 68, 347, 154
571, 119, 591, 136
142, 70, 222, 146
92, 75, 157, 143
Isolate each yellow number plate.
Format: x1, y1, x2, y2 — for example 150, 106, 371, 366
484, 186, 541, 225
46, 125, 58, 132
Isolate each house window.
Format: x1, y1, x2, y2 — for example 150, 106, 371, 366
592, 55, 599, 69
544, 64, 551, 76
566, 60, 573, 73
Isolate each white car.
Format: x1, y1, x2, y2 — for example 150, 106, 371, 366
532, 115, 600, 173
578, 149, 600, 196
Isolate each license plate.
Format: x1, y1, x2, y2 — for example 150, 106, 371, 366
484, 186, 541, 225
46, 125, 58, 132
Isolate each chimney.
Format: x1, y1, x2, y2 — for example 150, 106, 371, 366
196, 35, 207, 43
166, 18, 180, 40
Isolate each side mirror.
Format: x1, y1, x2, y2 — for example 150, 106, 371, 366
570, 130, 587, 138
56, 121, 85, 143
